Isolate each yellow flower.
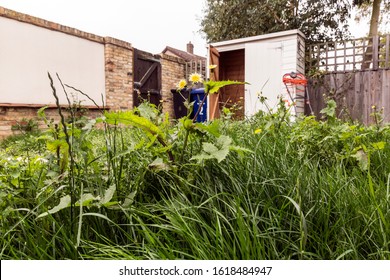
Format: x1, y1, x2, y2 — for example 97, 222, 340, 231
177, 79, 187, 90
208, 64, 217, 70
189, 73, 203, 84
254, 128, 262, 134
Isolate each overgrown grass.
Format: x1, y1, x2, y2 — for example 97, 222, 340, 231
0, 99, 389, 260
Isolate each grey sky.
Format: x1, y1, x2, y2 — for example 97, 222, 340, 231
0, 0, 208, 56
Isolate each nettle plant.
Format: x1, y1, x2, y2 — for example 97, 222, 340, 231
105, 68, 249, 165
172, 69, 249, 163
29, 71, 249, 243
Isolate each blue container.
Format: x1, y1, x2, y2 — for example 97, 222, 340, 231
191, 88, 207, 122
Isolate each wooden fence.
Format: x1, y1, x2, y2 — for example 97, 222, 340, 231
307, 34, 390, 72
306, 34, 390, 125
307, 69, 390, 124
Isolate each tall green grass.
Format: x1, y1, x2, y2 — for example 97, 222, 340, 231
0, 100, 389, 260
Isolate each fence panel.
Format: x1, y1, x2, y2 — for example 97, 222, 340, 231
307, 35, 390, 72
308, 70, 390, 124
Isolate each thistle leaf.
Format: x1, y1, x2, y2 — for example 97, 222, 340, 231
37, 195, 71, 218
204, 80, 248, 94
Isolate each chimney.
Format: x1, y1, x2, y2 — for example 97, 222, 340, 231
187, 41, 194, 54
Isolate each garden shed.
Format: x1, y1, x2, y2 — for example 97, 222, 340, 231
208, 29, 305, 119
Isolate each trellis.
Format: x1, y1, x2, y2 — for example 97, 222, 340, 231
306, 34, 390, 72
186, 59, 207, 80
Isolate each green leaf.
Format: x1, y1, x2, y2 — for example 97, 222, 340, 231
204, 80, 248, 94
351, 149, 368, 171
320, 99, 337, 118
100, 185, 116, 206
191, 135, 232, 163
37, 195, 71, 218
37, 106, 48, 118
372, 141, 386, 150
149, 157, 170, 172
75, 193, 99, 207
122, 191, 137, 208
104, 111, 164, 140
195, 120, 221, 137
137, 102, 158, 120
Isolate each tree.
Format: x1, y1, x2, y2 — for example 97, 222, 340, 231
201, 0, 351, 44
353, 0, 390, 68
353, 0, 385, 37
352, 0, 390, 37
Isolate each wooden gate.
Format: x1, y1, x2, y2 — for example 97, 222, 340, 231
133, 49, 161, 107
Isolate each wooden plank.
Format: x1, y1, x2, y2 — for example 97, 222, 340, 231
373, 36, 379, 70
347, 72, 356, 119
138, 63, 158, 88
384, 70, 390, 122
354, 71, 363, 122
386, 34, 390, 68
353, 40, 356, 70
367, 71, 374, 124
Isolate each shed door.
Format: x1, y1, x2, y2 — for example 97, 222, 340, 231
245, 42, 283, 115
208, 45, 220, 119
133, 48, 161, 107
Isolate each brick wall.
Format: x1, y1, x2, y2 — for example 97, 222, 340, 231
0, 105, 101, 138
160, 54, 186, 119
0, 6, 189, 138
0, 6, 135, 138
104, 37, 134, 111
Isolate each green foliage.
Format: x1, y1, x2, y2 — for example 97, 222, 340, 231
204, 80, 248, 94
10, 118, 39, 133
1, 79, 390, 260
201, 0, 351, 44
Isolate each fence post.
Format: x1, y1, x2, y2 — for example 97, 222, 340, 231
373, 36, 379, 70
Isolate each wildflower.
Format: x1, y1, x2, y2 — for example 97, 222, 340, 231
177, 79, 187, 90
254, 128, 262, 134
371, 105, 376, 110
189, 73, 203, 84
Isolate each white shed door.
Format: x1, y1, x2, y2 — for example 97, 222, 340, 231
245, 42, 283, 116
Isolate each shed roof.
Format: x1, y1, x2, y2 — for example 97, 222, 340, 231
210, 29, 305, 51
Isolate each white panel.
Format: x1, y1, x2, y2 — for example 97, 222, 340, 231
0, 17, 105, 106
244, 42, 283, 116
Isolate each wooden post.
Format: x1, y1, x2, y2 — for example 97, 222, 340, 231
373, 36, 379, 70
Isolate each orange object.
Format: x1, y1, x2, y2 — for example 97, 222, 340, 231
282, 72, 307, 86
282, 72, 313, 115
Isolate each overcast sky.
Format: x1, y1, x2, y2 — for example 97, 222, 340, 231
0, 0, 376, 57
0, 0, 208, 56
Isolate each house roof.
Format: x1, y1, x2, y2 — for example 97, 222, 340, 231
162, 46, 205, 62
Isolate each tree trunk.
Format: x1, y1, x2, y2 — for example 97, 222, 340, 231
362, 0, 382, 69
